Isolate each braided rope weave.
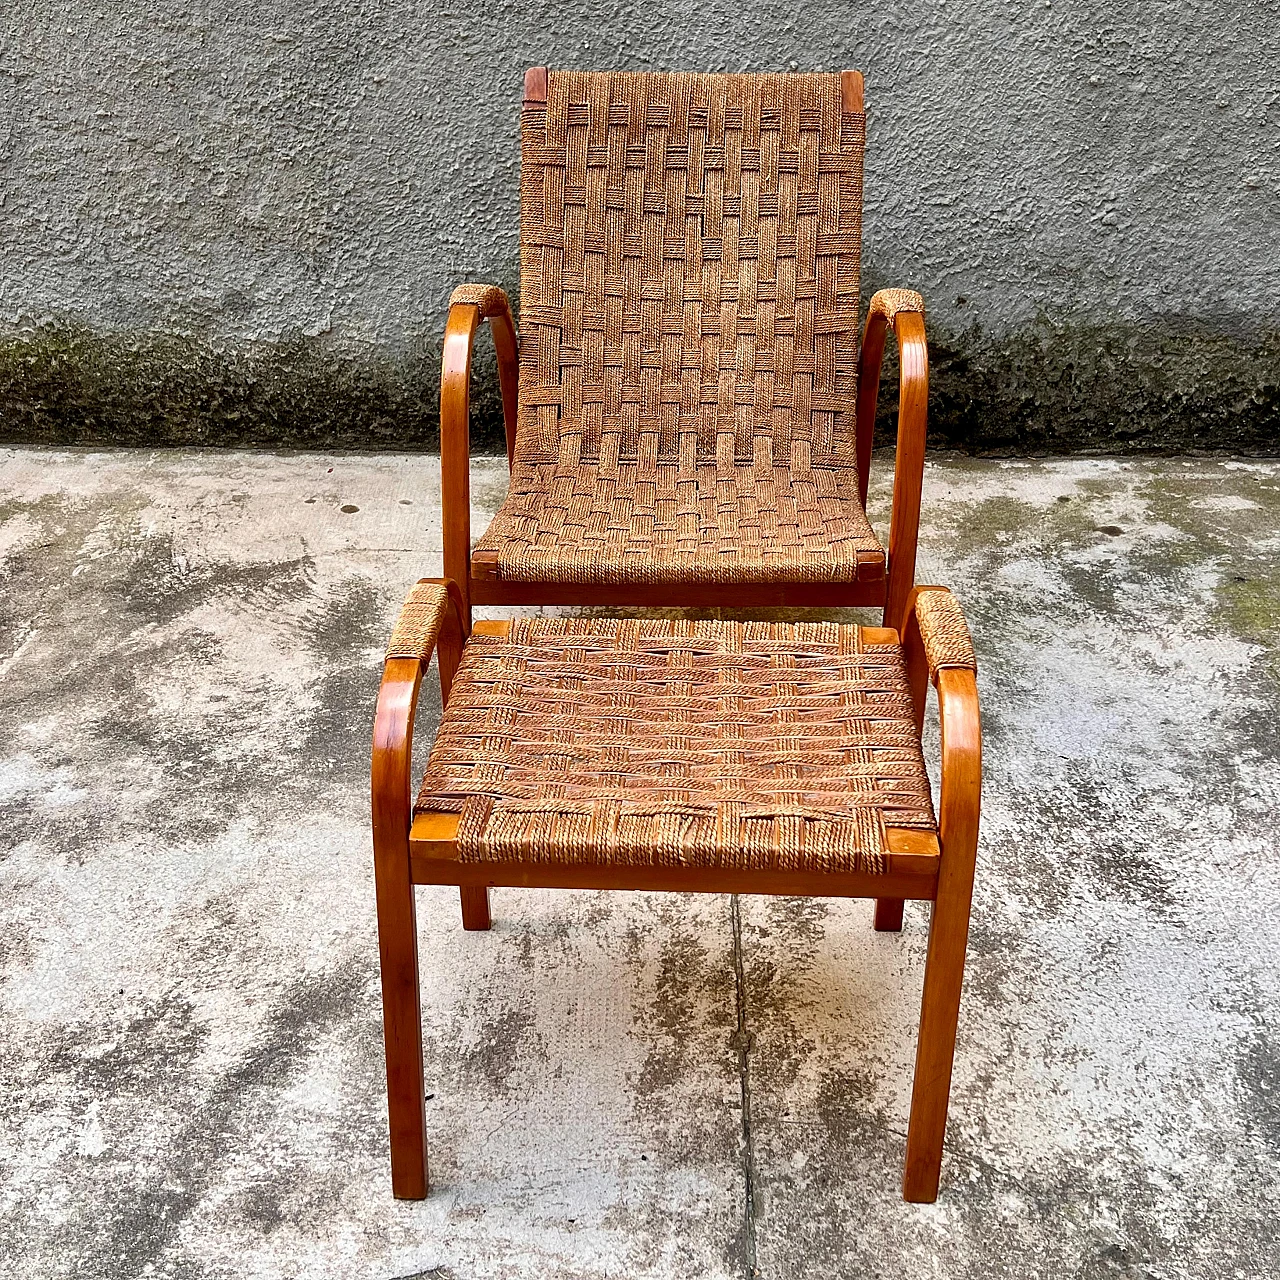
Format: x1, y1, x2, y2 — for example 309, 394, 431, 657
449, 284, 509, 318
415, 618, 936, 873
915, 588, 977, 679
385, 582, 450, 663
473, 71, 882, 586
868, 288, 925, 326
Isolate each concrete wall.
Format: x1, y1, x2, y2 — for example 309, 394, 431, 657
1, 1, 1276, 453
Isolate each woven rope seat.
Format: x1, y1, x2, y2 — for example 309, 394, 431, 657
415, 617, 936, 874
472, 70, 883, 586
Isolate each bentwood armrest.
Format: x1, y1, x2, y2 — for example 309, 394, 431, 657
899, 585, 981, 807
441, 286, 520, 618
857, 288, 929, 630
898, 585, 982, 923
372, 578, 469, 853
915, 587, 981, 874
898, 585, 982, 924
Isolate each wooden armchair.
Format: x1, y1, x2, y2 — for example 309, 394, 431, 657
441, 69, 929, 627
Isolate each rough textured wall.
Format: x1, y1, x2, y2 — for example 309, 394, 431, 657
0, 1, 1276, 452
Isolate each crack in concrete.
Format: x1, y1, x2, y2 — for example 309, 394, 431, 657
730, 893, 758, 1279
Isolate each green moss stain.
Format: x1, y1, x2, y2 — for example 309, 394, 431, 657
0, 320, 510, 452
1127, 467, 1280, 683
1220, 576, 1280, 645
2, 311, 1277, 453
873, 314, 1280, 455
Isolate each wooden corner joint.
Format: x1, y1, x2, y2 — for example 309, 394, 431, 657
469, 549, 500, 580
524, 66, 548, 104
857, 548, 887, 582
840, 70, 864, 113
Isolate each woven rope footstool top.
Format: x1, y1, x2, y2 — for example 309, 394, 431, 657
475, 70, 879, 587
415, 618, 935, 875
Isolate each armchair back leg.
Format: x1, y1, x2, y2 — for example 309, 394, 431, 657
459, 884, 493, 931
873, 898, 905, 932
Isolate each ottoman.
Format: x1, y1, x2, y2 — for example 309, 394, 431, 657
372, 580, 981, 1203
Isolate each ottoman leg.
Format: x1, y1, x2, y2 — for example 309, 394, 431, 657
902, 889, 967, 1202
460, 885, 492, 930
874, 898, 905, 931
903, 805, 978, 1202
373, 832, 428, 1199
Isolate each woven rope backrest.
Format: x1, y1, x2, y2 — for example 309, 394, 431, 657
518, 71, 865, 470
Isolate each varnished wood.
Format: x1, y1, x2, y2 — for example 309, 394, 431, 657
903, 662, 981, 1203
874, 615, 916, 932
855, 308, 887, 509
524, 66, 548, 104
371, 654, 429, 1199
441, 305, 480, 624
376, 601, 979, 1204
370, 579, 469, 1199
413, 848, 938, 900
491, 310, 520, 469
434, 577, 470, 698
874, 898, 905, 931
857, 306, 929, 633
900, 588, 933, 734
469, 577, 888, 609
459, 885, 492, 931
440, 292, 520, 627
840, 69, 864, 113
469, 549, 500, 577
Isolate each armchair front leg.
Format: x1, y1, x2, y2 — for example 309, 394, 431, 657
371, 578, 469, 1200
856, 289, 929, 630
441, 286, 519, 627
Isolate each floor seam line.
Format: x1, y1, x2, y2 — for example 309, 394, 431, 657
730, 893, 758, 1279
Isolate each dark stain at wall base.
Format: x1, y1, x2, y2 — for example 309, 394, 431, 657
1, 315, 1276, 455
0, 320, 505, 452
912, 316, 1280, 455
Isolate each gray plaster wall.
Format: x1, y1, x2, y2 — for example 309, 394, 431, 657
1, 2, 1277, 452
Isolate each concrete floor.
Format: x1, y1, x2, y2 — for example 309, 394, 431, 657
0, 448, 1277, 1280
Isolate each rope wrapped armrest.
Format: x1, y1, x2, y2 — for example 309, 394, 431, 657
868, 288, 925, 327
385, 581, 452, 663
449, 284, 510, 319
913, 588, 977, 684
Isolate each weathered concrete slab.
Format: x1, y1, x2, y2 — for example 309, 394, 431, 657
748, 459, 1280, 1275
0, 449, 1277, 1278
